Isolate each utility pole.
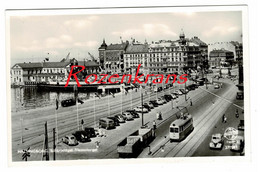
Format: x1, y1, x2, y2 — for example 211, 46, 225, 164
185, 80, 187, 101
141, 92, 144, 126
43, 122, 49, 161
53, 128, 56, 161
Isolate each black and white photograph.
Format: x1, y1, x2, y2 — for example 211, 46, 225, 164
5, 4, 252, 165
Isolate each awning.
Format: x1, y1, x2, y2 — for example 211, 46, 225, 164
105, 62, 109, 65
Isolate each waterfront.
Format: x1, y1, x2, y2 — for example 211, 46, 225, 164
11, 87, 94, 112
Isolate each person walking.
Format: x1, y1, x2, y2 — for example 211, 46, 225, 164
156, 112, 159, 120
190, 98, 193, 106
222, 114, 227, 123
158, 112, 163, 120
235, 109, 239, 118
153, 120, 157, 130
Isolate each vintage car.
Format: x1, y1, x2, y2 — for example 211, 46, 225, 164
73, 130, 91, 143
134, 106, 149, 113
62, 135, 78, 146
122, 112, 134, 121
209, 133, 224, 149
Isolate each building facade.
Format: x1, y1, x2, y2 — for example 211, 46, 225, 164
209, 49, 235, 68
98, 40, 129, 74
123, 31, 207, 75
11, 61, 71, 85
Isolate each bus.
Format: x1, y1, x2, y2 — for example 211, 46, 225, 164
169, 113, 194, 142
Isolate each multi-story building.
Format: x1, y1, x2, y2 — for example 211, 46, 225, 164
123, 40, 149, 75
11, 61, 71, 85
208, 42, 238, 61
208, 48, 235, 68
123, 31, 207, 75
98, 40, 129, 74
10, 57, 100, 85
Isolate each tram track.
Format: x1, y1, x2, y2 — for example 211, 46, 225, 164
12, 85, 181, 160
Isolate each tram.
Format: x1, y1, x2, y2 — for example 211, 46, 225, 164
169, 113, 194, 142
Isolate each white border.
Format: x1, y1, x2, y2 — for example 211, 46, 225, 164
1, 2, 256, 171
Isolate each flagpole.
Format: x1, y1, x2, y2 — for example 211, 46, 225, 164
131, 86, 133, 110
55, 97, 59, 143
108, 90, 110, 116
94, 94, 96, 127
76, 98, 79, 130
55, 109, 58, 143
121, 86, 123, 114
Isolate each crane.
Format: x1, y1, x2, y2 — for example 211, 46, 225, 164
88, 52, 97, 62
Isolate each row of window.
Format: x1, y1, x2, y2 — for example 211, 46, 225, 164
170, 119, 193, 133
125, 52, 189, 58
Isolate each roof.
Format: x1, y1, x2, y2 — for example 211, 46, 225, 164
190, 36, 207, 46
98, 39, 108, 50
13, 62, 43, 69
77, 60, 100, 67
170, 114, 192, 127
12, 62, 70, 69
42, 62, 70, 68
106, 42, 128, 51
209, 49, 234, 57
125, 44, 149, 53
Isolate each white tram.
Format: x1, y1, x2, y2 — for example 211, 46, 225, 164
169, 113, 194, 141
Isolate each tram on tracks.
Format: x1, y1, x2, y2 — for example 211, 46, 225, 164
169, 112, 194, 142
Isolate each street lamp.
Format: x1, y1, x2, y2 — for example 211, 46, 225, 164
140, 86, 144, 127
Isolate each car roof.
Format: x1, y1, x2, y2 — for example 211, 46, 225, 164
212, 133, 222, 137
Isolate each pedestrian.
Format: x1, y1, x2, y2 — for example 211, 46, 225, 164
190, 98, 193, 106
158, 112, 163, 120
153, 120, 156, 130
98, 126, 102, 137
156, 112, 160, 120
235, 109, 239, 118
222, 114, 227, 123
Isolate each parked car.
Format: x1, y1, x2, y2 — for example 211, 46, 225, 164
179, 89, 186, 94
238, 120, 244, 131
144, 102, 154, 109
175, 90, 183, 95
187, 84, 196, 91
134, 106, 149, 113
170, 93, 178, 99
142, 104, 151, 111
156, 98, 164, 105
114, 114, 126, 123
61, 99, 76, 107
209, 133, 224, 149
230, 136, 244, 152
214, 83, 220, 89
99, 118, 115, 129
160, 97, 168, 103
236, 91, 244, 100
164, 94, 173, 101
149, 100, 159, 107
84, 127, 96, 138
125, 110, 139, 118
122, 112, 134, 120
62, 135, 78, 146
73, 130, 91, 142
107, 116, 120, 126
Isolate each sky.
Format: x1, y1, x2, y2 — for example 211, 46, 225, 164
9, 11, 242, 66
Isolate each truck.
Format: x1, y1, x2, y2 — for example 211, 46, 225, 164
117, 127, 154, 158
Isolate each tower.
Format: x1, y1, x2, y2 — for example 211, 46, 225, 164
98, 39, 107, 67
